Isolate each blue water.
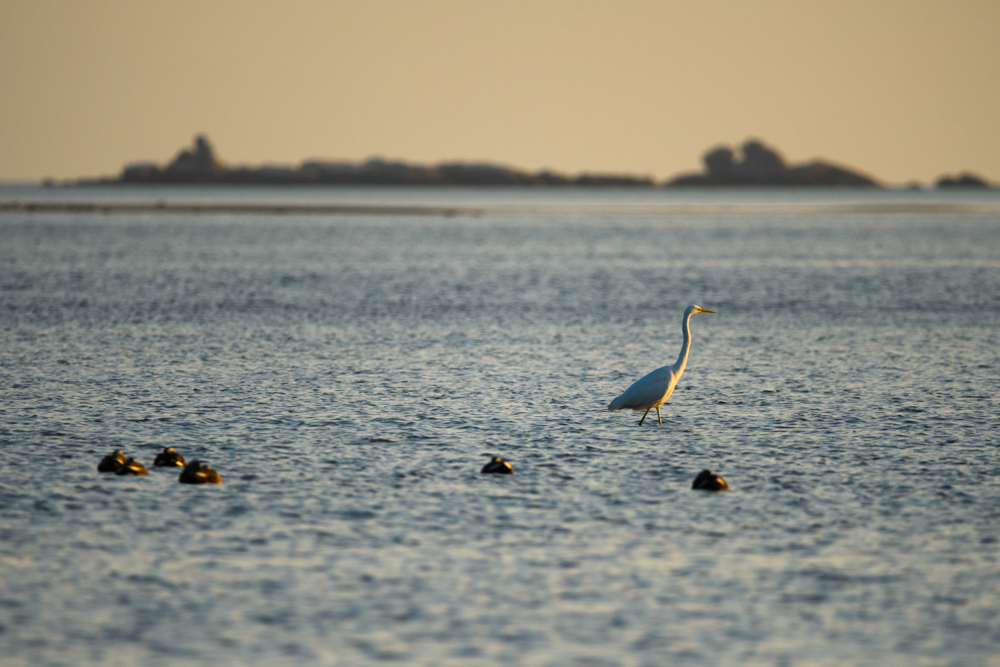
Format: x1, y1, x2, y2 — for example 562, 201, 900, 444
1, 186, 999, 665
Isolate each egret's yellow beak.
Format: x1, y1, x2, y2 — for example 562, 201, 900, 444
700, 308, 716, 313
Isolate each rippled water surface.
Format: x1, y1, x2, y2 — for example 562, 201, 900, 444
2, 187, 999, 665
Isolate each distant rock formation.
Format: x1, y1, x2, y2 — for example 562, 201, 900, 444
122, 134, 224, 183
166, 134, 224, 176
668, 139, 881, 187
934, 172, 993, 189
98, 135, 994, 189
113, 135, 655, 187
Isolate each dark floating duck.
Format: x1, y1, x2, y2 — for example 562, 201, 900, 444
481, 456, 514, 475
98, 450, 127, 473
153, 447, 186, 467
114, 457, 149, 476
178, 460, 223, 485
692, 469, 728, 491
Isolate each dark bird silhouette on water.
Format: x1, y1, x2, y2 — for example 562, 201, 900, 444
153, 447, 186, 467
691, 469, 728, 491
481, 456, 514, 474
178, 460, 222, 484
98, 450, 127, 472
114, 457, 149, 476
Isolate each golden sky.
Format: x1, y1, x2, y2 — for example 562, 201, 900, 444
2, 0, 999, 184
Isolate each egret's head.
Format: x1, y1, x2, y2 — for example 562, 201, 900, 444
689, 305, 716, 314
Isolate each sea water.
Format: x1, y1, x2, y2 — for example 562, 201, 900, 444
1, 186, 999, 665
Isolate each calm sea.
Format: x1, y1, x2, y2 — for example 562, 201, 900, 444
1, 185, 999, 665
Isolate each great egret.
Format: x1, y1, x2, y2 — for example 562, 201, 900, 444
153, 447, 186, 468
691, 469, 728, 491
178, 460, 223, 484
608, 304, 715, 425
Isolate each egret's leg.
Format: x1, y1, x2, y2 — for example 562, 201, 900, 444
638, 408, 650, 426
656, 406, 662, 424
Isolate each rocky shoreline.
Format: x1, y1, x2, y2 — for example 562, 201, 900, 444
74, 135, 995, 189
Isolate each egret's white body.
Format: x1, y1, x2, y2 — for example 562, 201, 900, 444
608, 304, 715, 425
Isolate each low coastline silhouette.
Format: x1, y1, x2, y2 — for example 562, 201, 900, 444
59, 134, 995, 190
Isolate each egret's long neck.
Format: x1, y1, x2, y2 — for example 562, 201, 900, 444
673, 309, 695, 373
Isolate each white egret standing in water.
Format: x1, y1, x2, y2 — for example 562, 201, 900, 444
608, 304, 715, 425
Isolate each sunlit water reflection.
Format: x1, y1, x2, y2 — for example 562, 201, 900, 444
1, 187, 998, 665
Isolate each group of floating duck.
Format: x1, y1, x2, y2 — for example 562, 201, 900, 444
97, 447, 222, 484
482, 455, 727, 492
99, 450, 722, 491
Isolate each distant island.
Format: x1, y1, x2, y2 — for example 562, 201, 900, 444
83, 135, 994, 189
669, 139, 880, 187
672, 140, 993, 190
108, 135, 654, 188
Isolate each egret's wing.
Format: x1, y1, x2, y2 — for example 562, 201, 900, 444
608, 366, 674, 411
